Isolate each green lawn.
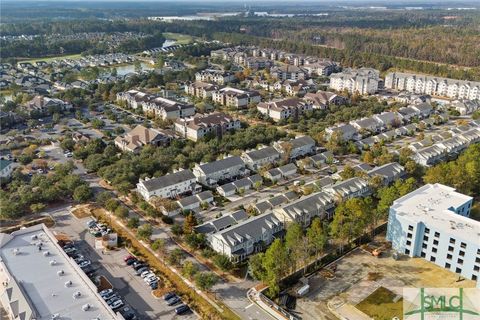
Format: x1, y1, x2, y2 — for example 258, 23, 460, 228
356, 287, 403, 320
19, 53, 82, 64
162, 32, 195, 45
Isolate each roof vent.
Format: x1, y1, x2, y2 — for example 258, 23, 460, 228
65, 280, 72, 287
82, 303, 91, 311
31, 235, 38, 240
51, 313, 60, 320
73, 291, 81, 299
57, 270, 64, 276
50, 259, 57, 266
43, 251, 50, 256
13, 248, 20, 255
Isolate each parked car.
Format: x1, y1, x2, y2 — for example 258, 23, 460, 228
126, 258, 137, 266
119, 306, 137, 320
99, 289, 113, 298
78, 260, 91, 268
150, 281, 158, 290
106, 295, 121, 306
110, 299, 125, 310
163, 292, 176, 301
132, 261, 144, 268
175, 304, 190, 315
102, 291, 116, 301
64, 247, 77, 254
136, 266, 149, 276
124, 255, 135, 262
86, 220, 97, 228
133, 263, 147, 271
167, 295, 181, 306
140, 270, 152, 278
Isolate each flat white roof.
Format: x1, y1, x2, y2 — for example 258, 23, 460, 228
0, 224, 119, 320
391, 184, 479, 243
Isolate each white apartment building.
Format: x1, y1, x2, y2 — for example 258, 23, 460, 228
387, 184, 479, 285
211, 87, 261, 109
192, 156, 248, 186
241, 146, 281, 171
136, 169, 197, 201
257, 97, 313, 122
174, 112, 241, 141
273, 136, 316, 160
385, 72, 480, 100
329, 68, 380, 95
195, 70, 236, 85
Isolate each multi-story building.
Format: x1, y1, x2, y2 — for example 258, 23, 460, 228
211, 87, 261, 109
387, 184, 479, 284
273, 136, 316, 160
385, 72, 480, 100
184, 81, 220, 99
257, 97, 313, 122
0, 224, 120, 320
23, 96, 73, 116
270, 65, 308, 81
241, 146, 281, 171
0, 159, 14, 179
193, 156, 248, 186
209, 212, 284, 263
116, 90, 194, 119
114, 125, 172, 153
137, 169, 197, 201
174, 112, 240, 141
329, 68, 380, 95
304, 91, 347, 109
324, 177, 371, 200
273, 191, 335, 228
303, 60, 338, 76
195, 70, 236, 85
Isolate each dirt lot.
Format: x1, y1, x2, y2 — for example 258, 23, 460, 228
294, 237, 477, 320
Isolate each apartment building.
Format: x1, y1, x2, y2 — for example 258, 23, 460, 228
270, 65, 308, 81
385, 72, 480, 100
195, 69, 236, 85
329, 68, 380, 95
241, 146, 281, 171
324, 177, 371, 200
136, 169, 197, 201
174, 112, 241, 141
304, 91, 347, 109
211, 87, 261, 109
257, 97, 313, 122
209, 212, 284, 263
192, 156, 248, 186
184, 81, 220, 99
114, 125, 172, 153
273, 136, 316, 160
387, 184, 479, 284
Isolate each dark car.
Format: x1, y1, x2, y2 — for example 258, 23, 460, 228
135, 266, 149, 276
120, 306, 137, 320
167, 295, 181, 306
150, 281, 158, 290
132, 261, 144, 268
133, 263, 147, 271
163, 292, 176, 301
126, 258, 137, 266
175, 304, 190, 315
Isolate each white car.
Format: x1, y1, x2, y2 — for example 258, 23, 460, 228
110, 299, 124, 310
140, 270, 152, 278
144, 274, 158, 283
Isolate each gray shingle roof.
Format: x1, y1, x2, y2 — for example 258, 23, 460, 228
244, 147, 280, 161
141, 170, 195, 192
197, 156, 244, 175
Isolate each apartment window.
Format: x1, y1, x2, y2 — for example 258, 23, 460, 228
421, 252, 426, 258
459, 251, 465, 257
432, 247, 437, 253
449, 238, 456, 244
445, 262, 451, 269
425, 228, 430, 234
405, 249, 410, 255
406, 240, 412, 246
477, 249, 480, 255
447, 254, 452, 260
433, 240, 439, 246
474, 265, 479, 272
473, 275, 478, 281
422, 243, 427, 249
407, 233, 412, 239
430, 256, 436, 262
448, 246, 454, 252
408, 225, 414, 231
456, 267, 462, 274
423, 235, 429, 241
458, 259, 464, 265
476, 257, 480, 263
460, 242, 467, 249
434, 232, 440, 238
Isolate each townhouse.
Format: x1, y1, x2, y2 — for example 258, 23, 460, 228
0, 159, 14, 179
385, 72, 480, 100
303, 60, 338, 76
195, 210, 249, 235
212, 87, 261, 109
216, 175, 263, 197
114, 125, 172, 153
257, 97, 313, 122
241, 146, 281, 171
273, 136, 316, 160
411, 145, 445, 166
450, 100, 480, 116
274, 79, 315, 96
193, 156, 248, 186
195, 69, 236, 85
270, 65, 308, 81
184, 81, 220, 99
174, 112, 241, 141
244, 57, 274, 70
324, 177, 371, 200
350, 117, 382, 134
264, 163, 297, 182
373, 111, 403, 129
273, 191, 335, 227
23, 96, 72, 116
367, 162, 406, 186
137, 169, 198, 201
209, 212, 284, 263
325, 123, 358, 141
329, 68, 380, 95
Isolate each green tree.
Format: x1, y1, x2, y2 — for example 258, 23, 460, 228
168, 248, 184, 266
114, 206, 129, 220
182, 261, 199, 279
136, 224, 153, 241
127, 217, 140, 229
262, 239, 288, 297
284, 222, 304, 272
213, 254, 233, 271
306, 218, 327, 259
248, 253, 266, 280
151, 238, 166, 254
194, 272, 217, 292
73, 185, 93, 202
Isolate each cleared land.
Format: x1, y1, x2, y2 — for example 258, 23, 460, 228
19, 53, 82, 64
163, 32, 195, 45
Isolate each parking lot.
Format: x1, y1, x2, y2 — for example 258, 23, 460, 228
51, 208, 198, 320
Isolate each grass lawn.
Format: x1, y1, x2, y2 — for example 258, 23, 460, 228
162, 32, 195, 45
356, 287, 403, 320
19, 53, 82, 64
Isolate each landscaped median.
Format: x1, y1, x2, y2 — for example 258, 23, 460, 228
90, 206, 240, 320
